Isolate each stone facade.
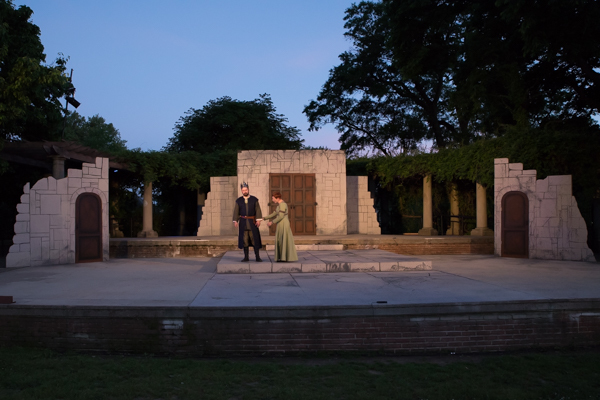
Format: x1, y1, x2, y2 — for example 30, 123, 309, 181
196, 176, 238, 236
6, 157, 110, 267
494, 158, 594, 261
197, 150, 379, 236
347, 176, 379, 234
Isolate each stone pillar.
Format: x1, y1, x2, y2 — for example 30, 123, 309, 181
471, 182, 493, 236
51, 156, 66, 179
446, 183, 460, 235
137, 181, 158, 238
418, 175, 438, 236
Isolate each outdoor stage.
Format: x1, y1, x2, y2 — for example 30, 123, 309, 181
109, 234, 495, 259
1, 252, 599, 356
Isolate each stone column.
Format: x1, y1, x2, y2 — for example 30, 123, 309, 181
418, 175, 438, 236
471, 182, 493, 236
137, 181, 158, 238
446, 183, 460, 235
51, 156, 66, 179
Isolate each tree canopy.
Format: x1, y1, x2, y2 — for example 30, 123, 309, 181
62, 111, 128, 154
0, 0, 70, 143
165, 94, 303, 154
122, 94, 303, 191
304, 0, 600, 156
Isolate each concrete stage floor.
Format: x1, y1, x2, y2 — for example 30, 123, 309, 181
0, 250, 598, 308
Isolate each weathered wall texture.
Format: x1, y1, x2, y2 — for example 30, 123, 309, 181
347, 176, 379, 234
494, 158, 594, 261
198, 150, 353, 236
238, 150, 347, 235
196, 177, 238, 236
6, 157, 109, 268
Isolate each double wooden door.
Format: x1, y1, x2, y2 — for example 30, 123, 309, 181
269, 174, 316, 235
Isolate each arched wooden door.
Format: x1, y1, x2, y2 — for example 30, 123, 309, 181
76, 193, 102, 263
501, 191, 529, 258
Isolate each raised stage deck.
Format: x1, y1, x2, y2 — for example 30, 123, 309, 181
110, 234, 494, 258
1, 254, 598, 356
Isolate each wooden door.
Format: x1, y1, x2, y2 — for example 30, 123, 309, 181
76, 193, 103, 263
501, 191, 529, 258
269, 174, 316, 235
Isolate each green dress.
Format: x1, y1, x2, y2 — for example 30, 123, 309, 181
265, 201, 298, 262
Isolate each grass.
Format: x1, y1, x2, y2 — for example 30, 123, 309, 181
1, 347, 600, 399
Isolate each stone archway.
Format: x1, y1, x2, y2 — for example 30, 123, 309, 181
76, 193, 103, 263
501, 191, 529, 258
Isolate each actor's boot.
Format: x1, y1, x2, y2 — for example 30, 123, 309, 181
241, 247, 249, 262
255, 248, 262, 262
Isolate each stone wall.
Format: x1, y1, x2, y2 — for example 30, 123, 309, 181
494, 158, 594, 261
198, 150, 349, 237
237, 150, 347, 236
196, 176, 238, 236
347, 176, 379, 234
6, 157, 110, 267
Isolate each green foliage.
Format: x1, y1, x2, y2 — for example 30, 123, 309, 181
304, 1, 434, 157
122, 149, 236, 192
166, 94, 303, 154
365, 122, 600, 234
0, 0, 70, 143
62, 111, 128, 154
369, 122, 600, 190
307, 0, 600, 155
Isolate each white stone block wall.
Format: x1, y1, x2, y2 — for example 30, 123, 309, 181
347, 176, 380, 234
7, 157, 110, 267
236, 150, 347, 235
197, 176, 238, 236
494, 158, 594, 261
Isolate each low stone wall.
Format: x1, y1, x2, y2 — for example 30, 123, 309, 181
1, 299, 599, 355
109, 236, 494, 258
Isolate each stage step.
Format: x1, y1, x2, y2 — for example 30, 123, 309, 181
217, 249, 432, 274
265, 244, 344, 251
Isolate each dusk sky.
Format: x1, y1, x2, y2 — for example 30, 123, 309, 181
15, 0, 356, 151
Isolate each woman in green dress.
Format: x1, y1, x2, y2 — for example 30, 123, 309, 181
265, 192, 298, 262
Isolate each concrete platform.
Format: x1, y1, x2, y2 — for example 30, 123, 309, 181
1, 251, 599, 355
0, 252, 597, 307
217, 249, 432, 274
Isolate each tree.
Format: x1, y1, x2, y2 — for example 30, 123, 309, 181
0, 0, 70, 143
306, 0, 600, 156
304, 1, 458, 157
62, 111, 128, 154
165, 94, 303, 155
385, 0, 600, 132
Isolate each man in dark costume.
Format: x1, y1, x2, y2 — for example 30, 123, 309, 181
233, 182, 263, 262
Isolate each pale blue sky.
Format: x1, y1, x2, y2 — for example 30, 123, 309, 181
15, 0, 355, 150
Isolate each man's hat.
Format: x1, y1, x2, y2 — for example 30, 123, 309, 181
240, 181, 249, 189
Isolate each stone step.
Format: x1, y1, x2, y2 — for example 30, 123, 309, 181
265, 244, 344, 251
217, 250, 432, 274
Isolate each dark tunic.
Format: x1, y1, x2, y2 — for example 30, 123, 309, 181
233, 195, 263, 249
